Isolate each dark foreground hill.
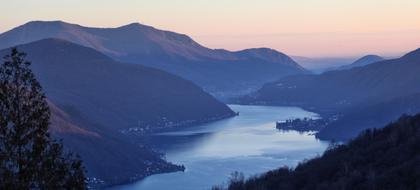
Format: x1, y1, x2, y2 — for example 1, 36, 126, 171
0, 39, 235, 187
215, 114, 420, 190
0, 21, 306, 98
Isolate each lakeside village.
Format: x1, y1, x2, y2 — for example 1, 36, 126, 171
120, 112, 239, 135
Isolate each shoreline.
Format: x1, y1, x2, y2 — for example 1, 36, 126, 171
96, 113, 238, 189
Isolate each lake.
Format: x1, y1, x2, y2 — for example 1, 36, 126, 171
110, 105, 329, 190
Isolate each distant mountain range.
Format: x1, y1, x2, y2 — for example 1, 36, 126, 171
337, 55, 384, 70
238, 48, 420, 140
240, 48, 420, 110
0, 21, 307, 99
294, 55, 385, 73
0, 38, 235, 186
291, 56, 355, 73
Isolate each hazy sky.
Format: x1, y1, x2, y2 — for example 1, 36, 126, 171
2, 0, 420, 57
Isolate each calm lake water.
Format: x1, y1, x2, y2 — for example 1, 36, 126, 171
110, 105, 329, 190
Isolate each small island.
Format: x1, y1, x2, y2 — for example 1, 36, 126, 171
276, 115, 339, 132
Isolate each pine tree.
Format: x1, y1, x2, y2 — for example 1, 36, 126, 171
0, 48, 86, 189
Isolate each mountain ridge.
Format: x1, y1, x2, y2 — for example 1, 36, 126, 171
237, 47, 420, 141
338, 54, 384, 70
239, 47, 420, 111
0, 20, 306, 98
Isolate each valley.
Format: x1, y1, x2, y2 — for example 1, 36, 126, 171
109, 105, 328, 190
1, 13, 419, 189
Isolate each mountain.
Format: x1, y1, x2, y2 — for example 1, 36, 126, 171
237, 48, 420, 141
316, 93, 420, 140
291, 56, 355, 73
338, 55, 384, 70
0, 21, 306, 99
49, 101, 183, 187
0, 21, 220, 62
214, 114, 420, 190
240, 48, 420, 112
0, 38, 235, 187
0, 38, 235, 132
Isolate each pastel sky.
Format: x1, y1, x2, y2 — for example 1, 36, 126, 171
2, 0, 420, 57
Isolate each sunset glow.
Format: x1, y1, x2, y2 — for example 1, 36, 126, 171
2, 0, 420, 57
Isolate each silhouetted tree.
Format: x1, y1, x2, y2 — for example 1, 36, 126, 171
0, 48, 86, 189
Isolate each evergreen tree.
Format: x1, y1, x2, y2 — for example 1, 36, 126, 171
0, 48, 86, 189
